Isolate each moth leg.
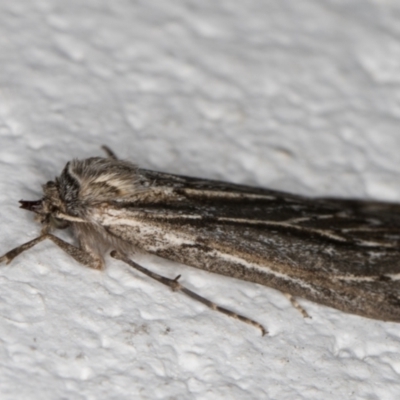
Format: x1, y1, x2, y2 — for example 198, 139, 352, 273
285, 294, 311, 318
0, 235, 48, 264
47, 234, 104, 270
0, 234, 103, 270
111, 251, 267, 335
101, 145, 118, 159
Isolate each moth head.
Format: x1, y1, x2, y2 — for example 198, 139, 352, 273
19, 180, 70, 231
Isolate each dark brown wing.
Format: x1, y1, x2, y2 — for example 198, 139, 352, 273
101, 169, 400, 322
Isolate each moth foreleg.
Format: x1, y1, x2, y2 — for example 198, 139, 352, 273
284, 293, 311, 319
0, 234, 103, 270
0, 235, 48, 264
111, 251, 267, 336
47, 234, 104, 269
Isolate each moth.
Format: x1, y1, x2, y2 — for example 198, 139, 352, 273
1, 146, 400, 335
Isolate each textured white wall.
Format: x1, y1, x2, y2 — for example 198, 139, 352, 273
1, 1, 400, 399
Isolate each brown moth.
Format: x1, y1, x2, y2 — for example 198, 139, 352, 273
2, 147, 400, 334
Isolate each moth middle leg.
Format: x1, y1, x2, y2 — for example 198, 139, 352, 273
0, 234, 103, 270
111, 251, 267, 335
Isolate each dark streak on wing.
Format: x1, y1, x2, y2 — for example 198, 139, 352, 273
138, 169, 400, 244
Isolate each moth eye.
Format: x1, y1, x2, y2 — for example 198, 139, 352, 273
43, 180, 56, 190
50, 215, 69, 229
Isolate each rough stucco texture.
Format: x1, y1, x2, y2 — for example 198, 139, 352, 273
1, 1, 400, 399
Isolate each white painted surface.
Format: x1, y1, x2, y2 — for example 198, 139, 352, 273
1, 1, 400, 399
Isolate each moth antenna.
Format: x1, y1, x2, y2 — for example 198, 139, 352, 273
101, 145, 118, 159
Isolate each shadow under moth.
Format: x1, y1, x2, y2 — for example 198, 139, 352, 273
2, 146, 400, 335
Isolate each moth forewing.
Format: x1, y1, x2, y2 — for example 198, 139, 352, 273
85, 165, 400, 323
2, 150, 400, 334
